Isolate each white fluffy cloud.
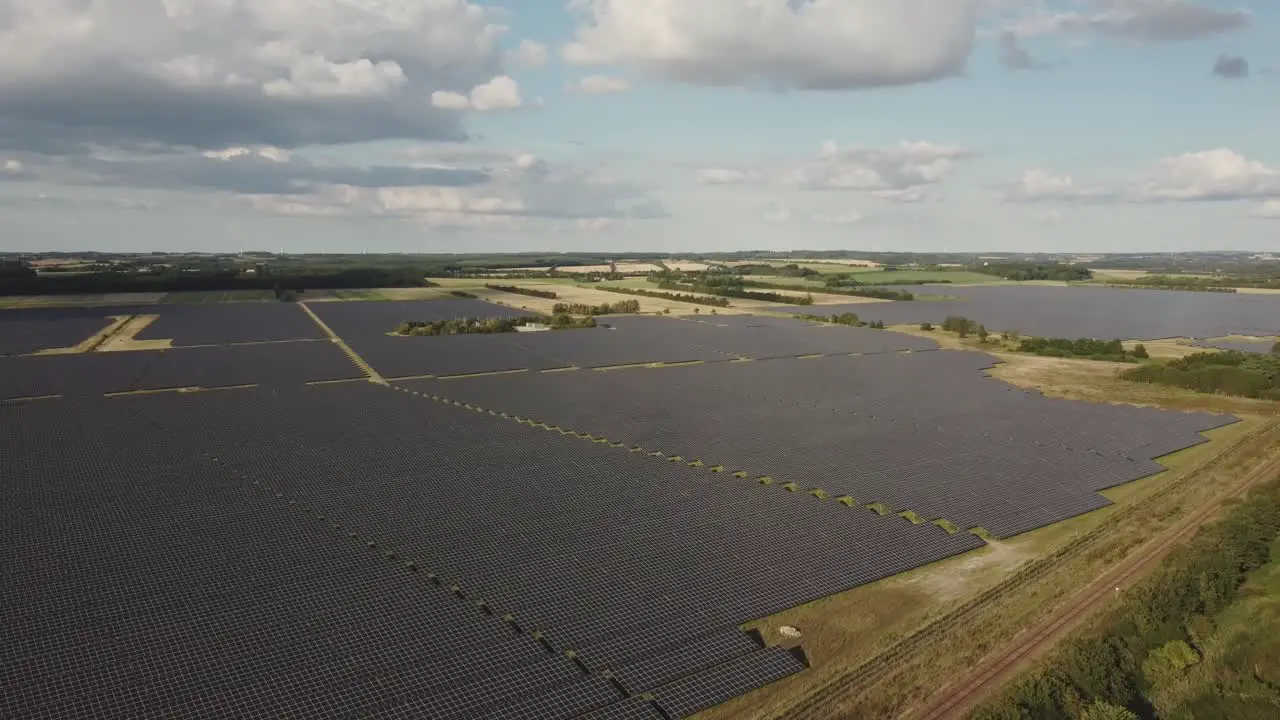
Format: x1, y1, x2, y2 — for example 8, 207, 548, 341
0, 0, 516, 151
509, 39, 549, 70
1007, 1, 1250, 42
783, 140, 969, 200
566, 75, 630, 94
1135, 149, 1280, 202
562, 0, 982, 90
1004, 149, 1280, 217
431, 75, 523, 111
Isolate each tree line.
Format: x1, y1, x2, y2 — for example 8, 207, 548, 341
970, 263, 1093, 282
648, 271, 815, 305
394, 314, 597, 336
970, 472, 1280, 720
1018, 337, 1147, 363
484, 284, 559, 299
551, 299, 641, 316
797, 312, 886, 329
1122, 350, 1280, 400
595, 285, 731, 307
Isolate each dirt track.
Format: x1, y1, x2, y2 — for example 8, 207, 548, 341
912, 431, 1280, 720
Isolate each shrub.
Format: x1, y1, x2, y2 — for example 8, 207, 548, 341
920, 322, 933, 331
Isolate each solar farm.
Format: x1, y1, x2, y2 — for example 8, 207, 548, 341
770, 283, 1280, 341
0, 294, 1252, 719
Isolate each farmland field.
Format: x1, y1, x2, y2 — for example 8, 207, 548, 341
0, 290, 1272, 720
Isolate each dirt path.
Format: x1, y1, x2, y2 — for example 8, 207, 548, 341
912, 439, 1280, 720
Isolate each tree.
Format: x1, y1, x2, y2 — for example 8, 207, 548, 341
977, 325, 989, 342
921, 322, 933, 331
1079, 700, 1139, 720
1272, 340, 1280, 355
1141, 640, 1200, 689
1132, 344, 1149, 359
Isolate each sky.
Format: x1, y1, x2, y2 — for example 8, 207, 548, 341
1, 0, 1277, 254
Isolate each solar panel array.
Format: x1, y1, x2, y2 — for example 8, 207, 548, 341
0, 315, 114, 355
309, 303, 937, 378
7, 384, 910, 719
0, 341, 361, 399
0, 299, 1241, 718
399, 350, 1233, 538
766, 284, 1280, 340
133, 303, 324, 345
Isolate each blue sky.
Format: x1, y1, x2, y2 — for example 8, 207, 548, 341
1, 0, 1276, 254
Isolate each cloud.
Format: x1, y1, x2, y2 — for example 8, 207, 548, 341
1002, 169, 1108, 202
0, 0, 513, 153
695, 168, 756, 185
764, 205, 791, 223
468, 76, 523, 110
7, 148, 492, 196
230, 147, 668, 226
814, 211, 863, 225
433, 76, 523, 111
1134, 149, 1280, 202
783, 140, 970, 201
2, 159, 25, 174
509, 40, 549, 70
566, 75, 631, 94
997, 31, 1048, 70
1254, 201, 1280, 219
1007, 1, 1250, 42
562, 0, 982, 90
1004, 149, 1280, 209
1212, 54, 1249, 79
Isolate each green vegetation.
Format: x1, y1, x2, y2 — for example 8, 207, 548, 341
594, 285, 730, 307
1122, 351, 1280, 400
970, 473, 1280, 720
550, 299, 641, 316
484, 284, 559, 300
648, 271, 815, 305
1123, 274, 1280, 291
1016, 337, 1146, 363
449, 290, 478, 299
394, 314, 596, 336
971, 263, 1093, 282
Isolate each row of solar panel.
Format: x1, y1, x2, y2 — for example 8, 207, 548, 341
3, 382, 954, 718
766, 284, 1280, 340
395, 350, 1234, 538
0, 341, 362, 399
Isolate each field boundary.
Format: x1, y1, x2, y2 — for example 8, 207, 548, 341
773, 417, 1280, 720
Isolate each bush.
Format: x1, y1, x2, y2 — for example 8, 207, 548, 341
920, 322, 933, 331
1122, 350, 1280, 398
1015, 336, 1143, 362
449, 290, 477, 299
